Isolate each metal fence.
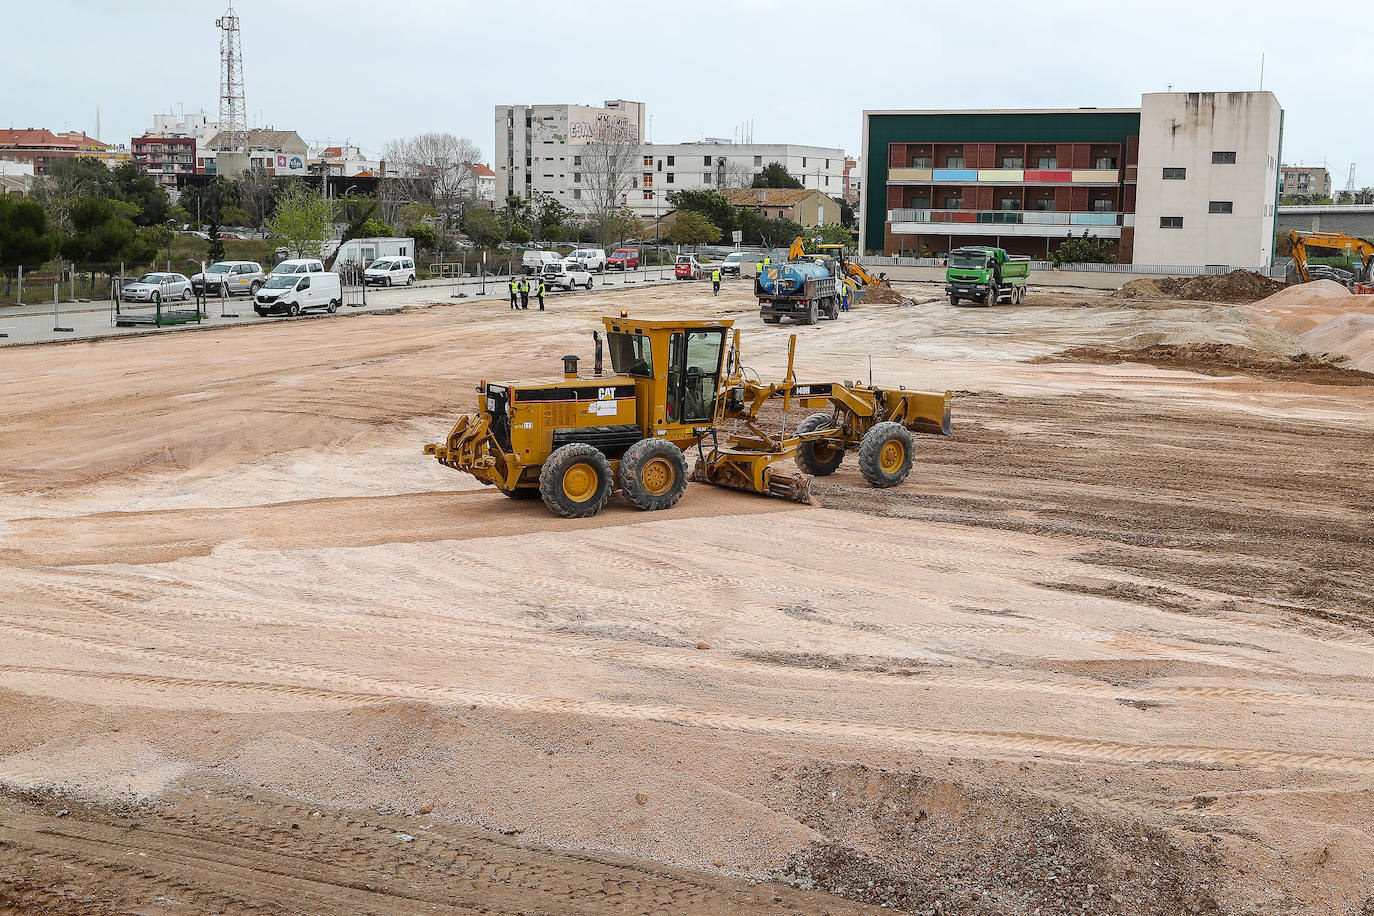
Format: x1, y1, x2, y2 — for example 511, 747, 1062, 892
857, 255, 1288, 279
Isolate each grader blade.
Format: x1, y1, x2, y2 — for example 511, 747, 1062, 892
689, 457, 815, 506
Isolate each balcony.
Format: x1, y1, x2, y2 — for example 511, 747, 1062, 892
886, 168, 1121, 186
887, 209, 1123, 238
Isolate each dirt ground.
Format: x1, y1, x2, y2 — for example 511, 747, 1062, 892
2, 279, 1373, 915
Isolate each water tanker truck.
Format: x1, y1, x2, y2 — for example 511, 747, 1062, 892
756, 259, 841, 325
945, 246, 1030, 306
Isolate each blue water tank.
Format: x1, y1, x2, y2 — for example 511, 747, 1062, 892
758, 260, 830, 296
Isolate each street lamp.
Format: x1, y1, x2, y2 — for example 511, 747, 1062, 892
166, 219, 176, 272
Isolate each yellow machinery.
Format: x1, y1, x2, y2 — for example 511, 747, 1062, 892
787, 236, 888, 302
1286, 230, 1374, 291
425, 315, 951, 517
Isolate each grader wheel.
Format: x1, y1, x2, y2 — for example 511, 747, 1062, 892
539, 443, 613, 518
620, 438, 689, 511
858, 421, 915, 489
794, 413, 845, 476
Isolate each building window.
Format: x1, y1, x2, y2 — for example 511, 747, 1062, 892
824, 176, 829, 185
754, 155, 762, 166
1212, 151, 1237, 164
1001, 156, 1023, 169
1163, 167, 1186, 180
703, 155, 712, 166
942, 196, 962, 209
802, 157, 808, 168
573, 155, 581, 166
666, 173, 674, 184
573, 173, 581, 183
643, 190, 653, 200
913, 156, 932, 168
1092, 198, 1113, 212
998, 198, 1018, 211
945, 156, 964, 169
1160, 216, 1184, 229
1208, 201, 1233, 214
657, 159, 662, 171
703, 172, 712, 184
573, 189, 581, 200
1094, 157, 1117, 169
666, 155, 674, 166
642, 173, 653, 188
1034, 199, 1055, 211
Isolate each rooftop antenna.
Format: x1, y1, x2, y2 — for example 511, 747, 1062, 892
1259, 53, 1265, 89
215, 2, 247, 156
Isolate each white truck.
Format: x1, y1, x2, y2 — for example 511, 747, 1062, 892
567, 248, 607, 272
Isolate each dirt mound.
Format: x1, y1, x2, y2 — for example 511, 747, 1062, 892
860, 284, 913, 305
1241, 281, 1374, 371
1043, 342, 1374, 385
1115, 270, 1284, 304
780, 763, 1223, 916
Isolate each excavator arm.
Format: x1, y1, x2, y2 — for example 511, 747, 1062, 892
1287, 230, 1374, 285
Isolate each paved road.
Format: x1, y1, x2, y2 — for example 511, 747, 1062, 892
0, 269, 699, 347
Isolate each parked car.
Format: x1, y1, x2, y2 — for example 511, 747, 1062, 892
522, 250, 561, 273
542, 261, 594, 290
218, 231, 247, 240
567, 248, 607, 272
272, 258, 326, 275
720, 252, 748, 276
607, 248, 640, 270
674, 255, 704, 280
254, 270, 343, 317
121, 272, 192, 302
190, 261, 265, 297
363, 256, 417, 287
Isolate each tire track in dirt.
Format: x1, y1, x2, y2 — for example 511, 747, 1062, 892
4, 663, 1373, 775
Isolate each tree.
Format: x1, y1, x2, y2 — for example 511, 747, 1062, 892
0, 196, 57, 294
462, 208, 503, 249
595, 208, 642, 246
1356, 187, 1374, 205
752, 162, 804, 189
532, 193, 572, 241
503, 219, 531, 245
110, 161, 170, 226
265, 182, 336, 259
579, 119, 641, 245
60, 196, 155, 270
758, 217, 803, 247
799, 223, 854, 252
235, 168, 276, 229
1051, 231, 1117, 266
360, 217, 394, 237
35, 158, 117, 233
382, 132, 482, 261
407, 223, 437, 250
668, 210, 721, 246
667, 190, 738, 240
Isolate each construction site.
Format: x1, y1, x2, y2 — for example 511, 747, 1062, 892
2, 268, 1373, 916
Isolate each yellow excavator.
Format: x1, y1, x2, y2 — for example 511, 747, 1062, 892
1285, 230, 1374, 292
787, 236, 888, 302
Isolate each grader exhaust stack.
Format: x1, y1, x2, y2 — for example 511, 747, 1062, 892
424, 316, 951, 518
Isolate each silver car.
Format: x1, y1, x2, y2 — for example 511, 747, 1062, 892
191, 261, 266, 297
121, 272, 193, 302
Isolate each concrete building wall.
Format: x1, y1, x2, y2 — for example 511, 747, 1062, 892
628, 143, 844, 215
1279, 165, 1331, 198
1133, 91, 1282, 269
495, 100, 644, 210
1277, 205, 1374, 239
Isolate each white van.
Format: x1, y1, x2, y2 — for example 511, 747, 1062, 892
521, 250, 561, 273
254, 270, 343, 317
364, 256, 416, 287
542, 261, 593, 291
568, 248, 607, 272
272, 258, 326, 275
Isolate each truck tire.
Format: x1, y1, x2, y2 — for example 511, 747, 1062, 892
795, 413, 845, 476
983, 284, 996, 307
825, 298, 839, 320
288, 302, 301, 317
805, 300, 819, 325
619, 438, 689, 511
539, 443, 613, 518
949, 294, 960, 306
858, 421, 915, 489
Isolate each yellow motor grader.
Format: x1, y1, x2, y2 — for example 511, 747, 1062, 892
424, 315, 951, 518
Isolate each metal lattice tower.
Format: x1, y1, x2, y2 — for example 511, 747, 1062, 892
215, 3, 246, 153
1346, 163, 1358, 194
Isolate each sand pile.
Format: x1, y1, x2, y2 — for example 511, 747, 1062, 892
1043, 342, 1374, 386
1115, 270, 1284, 303
1242, 281, 1374, 371
859, 284, 913, 305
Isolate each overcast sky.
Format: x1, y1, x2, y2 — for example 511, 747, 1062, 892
8, 0, 1370, 186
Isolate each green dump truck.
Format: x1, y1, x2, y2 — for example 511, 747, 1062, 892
945, 246, 1031, 306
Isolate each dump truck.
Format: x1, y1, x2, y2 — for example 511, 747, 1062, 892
945, 246, 1031, 306
424, 315, 952, 518
756, 260, 842, 324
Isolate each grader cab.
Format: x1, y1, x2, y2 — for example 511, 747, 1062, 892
424, 315, 951, 518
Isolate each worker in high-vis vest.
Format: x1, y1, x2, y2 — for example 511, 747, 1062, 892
840, 281, 850, 312
537, 279, 546, 311
755, 260, 763, 278
764, 256, 771, 267
711, 267, 721, 296
508, 277, 518, 310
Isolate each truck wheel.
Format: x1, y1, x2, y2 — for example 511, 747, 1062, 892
327, 300, 338, 313
539, 443, 613, 518
858, 421, 915, 489
983, 285, 996, 307
825, 298, 839, 320
619, 438, 689, 511
288, 303, 301, 317
949, 294, 960, 306
795, 413, 845, 476
806, 300, 819, 325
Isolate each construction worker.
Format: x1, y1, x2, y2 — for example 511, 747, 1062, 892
508, 277, 518, 310
763, 255, 771, 268
711, 266, 721, 296
755, 259, 763, 278
840, 282, 850, 312
536, 277, 546, 311
518, 277, 530, 310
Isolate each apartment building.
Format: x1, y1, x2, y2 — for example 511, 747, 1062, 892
861, 91, 1283, 269
494, 100, 645, 206
131, 136, 197, 189
1279, 164, 1332, 199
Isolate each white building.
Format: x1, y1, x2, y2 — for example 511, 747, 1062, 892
147, 110, 222, 145
1132, 91, 1282, 269
201, 129, 309, 178
471, 163, 496, 203
308, 143, 381, 178
628, 142, 845, 216
495, 100, 645, 207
